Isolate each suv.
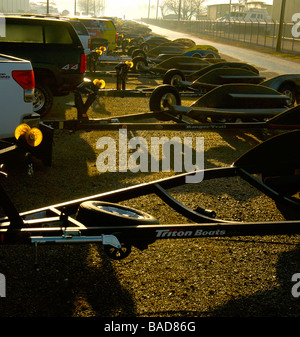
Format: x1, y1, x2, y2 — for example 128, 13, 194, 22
66, 18, 91, 55
0, 16, 87, 116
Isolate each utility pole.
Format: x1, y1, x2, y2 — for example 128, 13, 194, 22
86, 0, 89, 15
46, 0, 49, 14
276, 0, 286, 52
148, 0, 151, 19
178, 0, 182, 21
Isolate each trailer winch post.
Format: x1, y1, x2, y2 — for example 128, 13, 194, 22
115, 62, 130, 91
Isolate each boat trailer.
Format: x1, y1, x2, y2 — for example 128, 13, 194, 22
42, 77, 299, 132
0, 130, 300, 262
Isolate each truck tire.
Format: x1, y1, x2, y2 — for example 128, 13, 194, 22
33, 83, 53, 117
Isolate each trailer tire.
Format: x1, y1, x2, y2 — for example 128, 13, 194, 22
131, 56, 148, 72
131, 48, 146, 59
127, 46, 136, 56
163, 69, 185, 87
149, 84, 181, 113
76, 201, 158, 227
140, 42, 149, 53
278, 83, 297, 107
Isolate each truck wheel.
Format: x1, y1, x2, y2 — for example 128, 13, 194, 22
33, 83, 53, 117
76, 201, 158, 227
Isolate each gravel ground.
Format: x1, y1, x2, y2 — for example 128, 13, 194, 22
0, 51, 300, 318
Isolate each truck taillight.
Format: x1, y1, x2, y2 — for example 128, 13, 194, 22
80, 53, 87, 73
12, 70, 35, 102
12, 70, 35, 89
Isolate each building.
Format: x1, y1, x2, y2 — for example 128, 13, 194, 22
207, 1, 273, 20
0, 0, 30, 13
207, 4, 229, 20
272, 0, 298, 23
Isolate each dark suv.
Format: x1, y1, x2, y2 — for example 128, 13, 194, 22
0, 16, 87, 116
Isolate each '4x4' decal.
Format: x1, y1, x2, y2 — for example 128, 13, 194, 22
62, 64, 79, 70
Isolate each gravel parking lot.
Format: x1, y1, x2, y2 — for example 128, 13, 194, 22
0, 52, 300, 318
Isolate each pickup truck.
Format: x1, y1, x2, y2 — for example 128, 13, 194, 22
0, 54, 53, 167
0, 15, 87, 117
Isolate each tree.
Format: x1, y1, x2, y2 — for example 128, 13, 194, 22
77, 0, 105, 16
160, 0, 205, 20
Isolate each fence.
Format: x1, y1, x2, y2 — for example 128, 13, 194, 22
143, 18, 300, 55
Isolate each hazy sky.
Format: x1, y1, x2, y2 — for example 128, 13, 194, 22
50, 1, 274, 19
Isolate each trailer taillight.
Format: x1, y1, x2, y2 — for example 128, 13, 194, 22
12, 70, 35, 102
80, 53, 87, 73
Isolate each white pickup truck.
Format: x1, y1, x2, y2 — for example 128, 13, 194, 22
0, 54, 53, 167
0, 53, 39, 139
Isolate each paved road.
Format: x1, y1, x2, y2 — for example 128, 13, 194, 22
146, 23, 300, 75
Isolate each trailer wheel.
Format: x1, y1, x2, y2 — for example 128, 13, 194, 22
149, 84, 181, 115
127, 46, 136, 56
131, 48, 146, 59
140, 42, 149, 53
76, 201, 158, 227
131, 56, 148, 72
163, 69, 185, 87
278, 83, 296, 107
104, 242, 132, 260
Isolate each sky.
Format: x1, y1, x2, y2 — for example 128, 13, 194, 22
48, 1, 274, 19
